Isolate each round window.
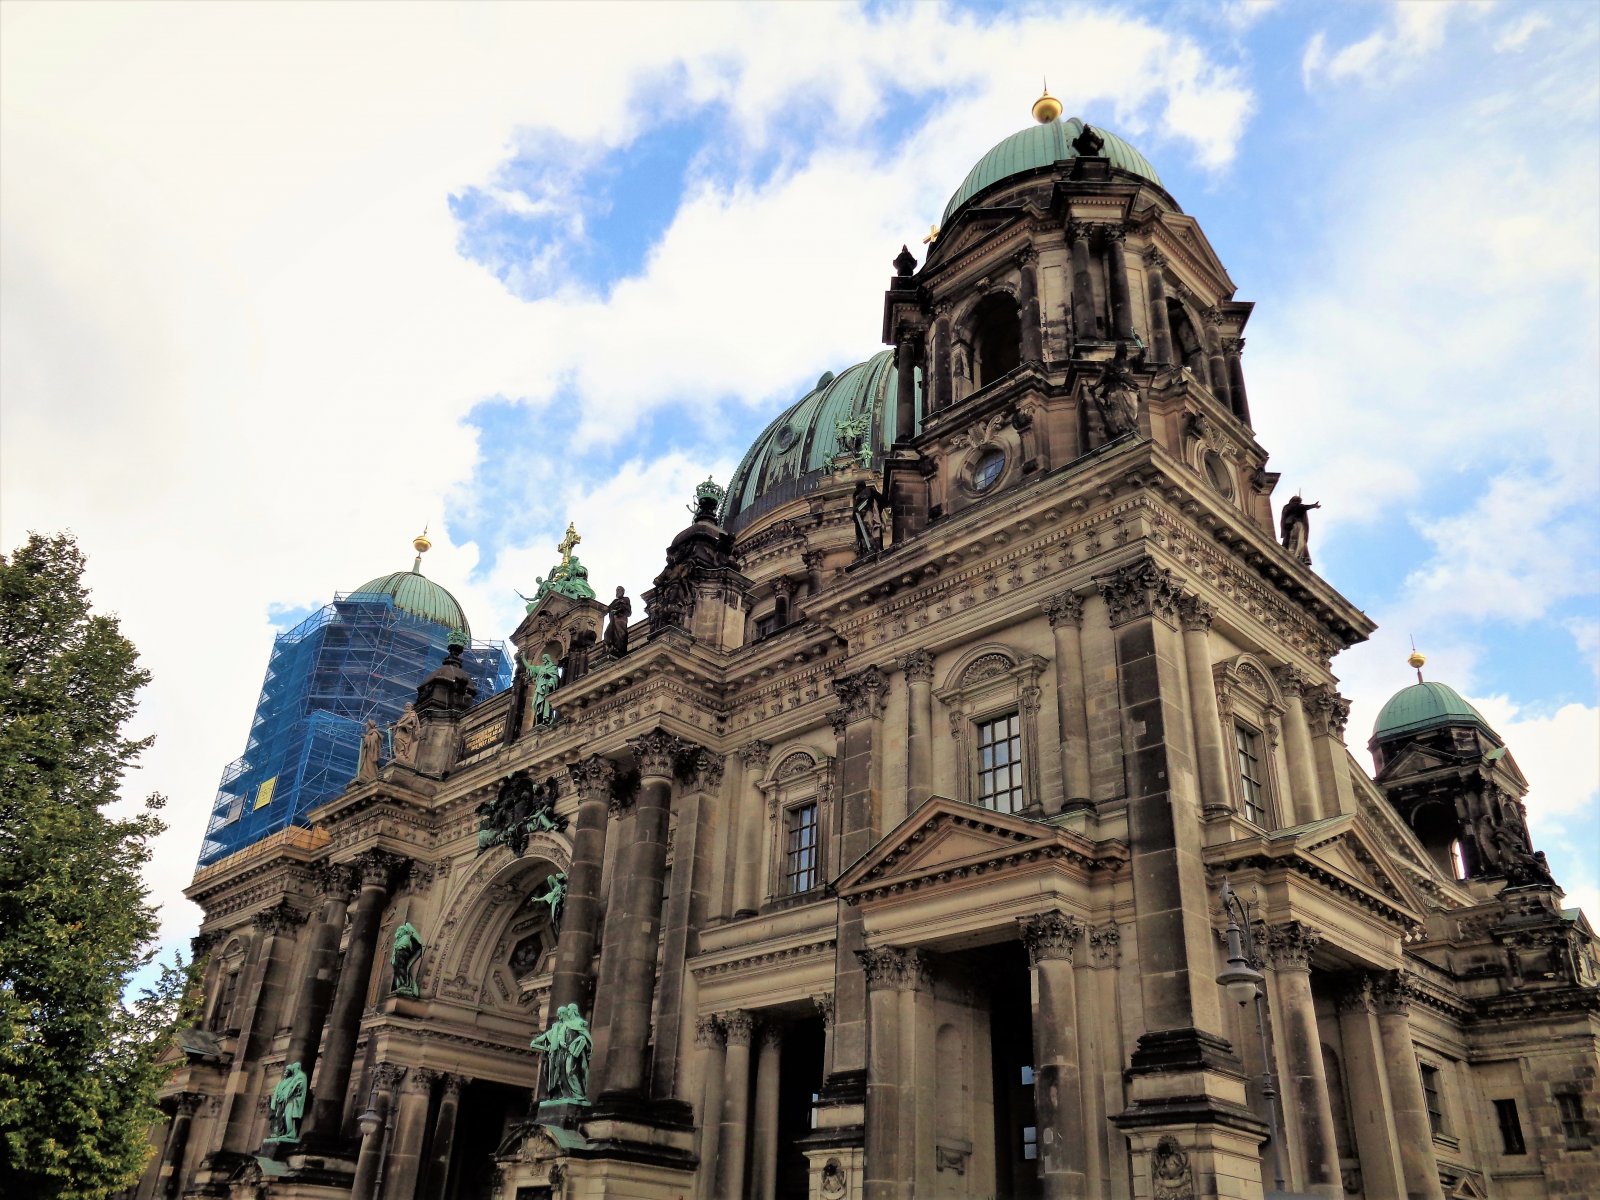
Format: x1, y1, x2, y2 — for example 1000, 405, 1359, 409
774, 424, 799, 453
1203, 450, 1235, 499
971, 448, 1006, 493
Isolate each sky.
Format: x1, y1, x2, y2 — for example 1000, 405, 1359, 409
2, 0, 1596, 968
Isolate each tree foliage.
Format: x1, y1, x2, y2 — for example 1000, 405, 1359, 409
0, 532, 195, 1199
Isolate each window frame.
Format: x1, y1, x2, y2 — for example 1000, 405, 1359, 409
1418, 1061, 1447, 1138
1493, 1098, 1526, 1156
760, 750, 836, 907
1232, 720, 1269, 826
782, 799, 821, 895
1556, 1092, 1593, 1148
1213, 656, 1287, 828
974, 710, 1026, 815
935, 648, 1047, 816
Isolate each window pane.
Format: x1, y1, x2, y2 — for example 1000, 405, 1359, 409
785, 802, 819, 893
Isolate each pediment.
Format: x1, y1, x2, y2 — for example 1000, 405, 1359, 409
929, 208, 1030, 267
1301, 819, 1425, 916
834, 796, 1121, 901
1375, 742, 1459, 782
1156, 213, 1235, 291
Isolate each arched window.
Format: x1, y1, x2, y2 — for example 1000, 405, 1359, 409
1167, 300, 1207, 378
970, 294, 1021, 389
1410, 802, 1465, 879
761, 750, 836, 903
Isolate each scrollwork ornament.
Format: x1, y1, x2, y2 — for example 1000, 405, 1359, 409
1151, 1135, 1194, 1200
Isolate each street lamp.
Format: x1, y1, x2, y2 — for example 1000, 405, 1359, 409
1217, 878, 1287, 1194
355, 1085, 382, 1140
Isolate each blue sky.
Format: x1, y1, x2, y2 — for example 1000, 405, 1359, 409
2, 0, 1595, 957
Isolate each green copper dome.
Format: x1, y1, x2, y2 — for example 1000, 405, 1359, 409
724, 350, 922, 534
348, 566, 471, 637
942, 117, 1163, 229
1372, 681, 1494, 742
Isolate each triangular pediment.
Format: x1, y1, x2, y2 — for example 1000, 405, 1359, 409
1375, 742, 1459, 782
834, 796, 1121, 901
1301, 818, 1426, 916
1156, 213, 1235, 291
928, 208, 1030, 266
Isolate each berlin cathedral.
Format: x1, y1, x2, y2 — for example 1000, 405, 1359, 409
138, 95, 1599, 1200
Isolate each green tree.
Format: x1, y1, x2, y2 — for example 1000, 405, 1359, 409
0, 532, 194, 1199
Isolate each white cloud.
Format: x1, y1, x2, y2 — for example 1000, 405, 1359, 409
1302, 2, 1464, 89
1494, 13, 1551, 53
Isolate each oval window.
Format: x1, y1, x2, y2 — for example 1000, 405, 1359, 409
1203, 450, 1235, 498
971, 448, 1006, 493
774, 424, 799, 453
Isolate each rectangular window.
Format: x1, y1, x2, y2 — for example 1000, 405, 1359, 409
784, 802, 819, 894
1556, 1092, 1592, 1146
1234, 722, 1267, 825
1021, 1124, 1038, 1161
1420, 1063, 1445, 1137
1493, 1099, 1526, 1155
976, 712, 1025, 813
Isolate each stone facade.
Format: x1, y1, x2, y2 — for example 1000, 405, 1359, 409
141, 116, 1598, 1200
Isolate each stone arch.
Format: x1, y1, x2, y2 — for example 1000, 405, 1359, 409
942, 642, 1021, 694
431, 835, 571, 1009
1230, 654, 1283, 707
772, 749, 818, 781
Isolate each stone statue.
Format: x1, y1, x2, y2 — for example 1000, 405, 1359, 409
852, 480, 887, 557
603, 587, 632, 657
1279, 494, 1321, 565
390, 919, 424, 998
533, 871, 567, 933
264, 1062, 308, 1143
835, 411, 873, 467
356, 718, 382, 783
477, 770, 568, 858
530, 1003, 593, 1103
520, 652, 561, 727
1072, 123, 1106, 157
390, 703, 420, 767
648, 480, 736, 630
1092, 342, 1142, 439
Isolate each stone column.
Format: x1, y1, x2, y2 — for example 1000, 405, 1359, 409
901, 650, 935, 818
1335, 980, 1407, 1200
732, 740, 771, 917
1178, 595, 1231, 818
715, 1010, 755, 1200
602, 729, 680, 1098
382, 1067, 435, 1200
1018, 248, 1043, 363
350, 1063, 401, 1200
1204, 310, 1234, 412
894, 331, 919, 442
219, 902, 307, 1151
1372, 972, 1445, 1200
859, 946, 924, 1200
308, 849, 402, 1141
654, 747, 724, 1101
157, 1092, 202, 1198
1020, 913, 1088, 1200
418, 1073, 465, 1200
931, 314, 952, 413
751, 1022, 784, 1200
281, 863, 355, 1097
1273, 666, 1322, 824
1068, 222, 1099, 343
695, 1017, 727, 1200
1143, 249, 1174, 364
1104, 226, 1135, 342
587, 783, 634, 1080
1223, 337, 1252, 424
549, 755, 614, 1017
1264, 922, 1339, 1199
1042, 592, 1092, 809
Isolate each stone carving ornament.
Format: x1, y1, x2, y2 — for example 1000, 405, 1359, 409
1018, 911, 1086, 965
1095, 557, 1184, 628
476, 770, 567, 858
1151, 1135, 1194, 1200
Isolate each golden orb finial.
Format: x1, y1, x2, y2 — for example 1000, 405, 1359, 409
1032, 80, 1063, 125
1407, 645, 1426, 683
412, 525, 432, 555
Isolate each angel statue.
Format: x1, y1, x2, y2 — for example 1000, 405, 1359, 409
534, 872, 568, 933
264, 1062, 308, 1143
390, 919, 424, 998
530, 1003, 593, 1104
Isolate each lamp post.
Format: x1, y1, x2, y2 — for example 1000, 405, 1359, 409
1217, 878, 1287, 1194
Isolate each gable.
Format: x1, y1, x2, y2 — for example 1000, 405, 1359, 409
1375, 741, 1459, 782
1302, 823, 1426, 916
927, 208, 1030, 269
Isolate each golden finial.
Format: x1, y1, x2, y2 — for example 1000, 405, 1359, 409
1032, 79, 1063, 125
411, 525, 431, 573
557, 522, 581, 565
1407, 641, 1426, 683
921, 223, 939, 246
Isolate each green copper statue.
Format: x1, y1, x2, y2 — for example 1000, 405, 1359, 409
534, 872, 567, 933
522, 523, 597, 609
520, 652, 561, 727
530, 1003, 593, 1103
264, 1062, 308, 1143
390, 920, 424, 998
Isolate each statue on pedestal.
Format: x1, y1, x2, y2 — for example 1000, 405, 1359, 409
1091, 341, 1142, 439
356, 719, 382, 783
603, 587, 632, 657
264, 1062, 308, 1143
530, 1004, 593, 1103
390, 919, 424, 998
1279, 493, 1322, 565
519, 652, 562, 727
390, 703, 420, 767
852, 480, 887, 557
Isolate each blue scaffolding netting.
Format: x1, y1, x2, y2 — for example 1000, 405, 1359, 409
197, 592, 510, 867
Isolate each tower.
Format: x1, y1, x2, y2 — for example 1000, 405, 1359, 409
195, 534, 510, 867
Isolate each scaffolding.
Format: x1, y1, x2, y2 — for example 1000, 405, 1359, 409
197, 593, 510, 867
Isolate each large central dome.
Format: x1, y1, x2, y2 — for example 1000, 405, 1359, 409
347, 566, 471, 636
723, 351, 922, 534
941, 116, 1162, 228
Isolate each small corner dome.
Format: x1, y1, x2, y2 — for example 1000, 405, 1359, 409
348, 568, 471, 638
941, 117, 1163, 229
1372, 680, 1496, 742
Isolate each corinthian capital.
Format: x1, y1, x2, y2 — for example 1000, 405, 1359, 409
353, 848, 405, 889
856, 946, 929, 991
1262, 920, 1321, 970
568, 755, 617, 800
737, 739, 772, 769
829, 664, 888, 723
1177, 593, 1215, 632
899, 649, 935, 683
682, 746, 725, 792
1041, 590, 1085, 629
627, 728, 680, 780
1093, 556, 1183, 628
1018, 911, 1086, 965
1272, 665, 1309, 698
721, 1010, 755, 1047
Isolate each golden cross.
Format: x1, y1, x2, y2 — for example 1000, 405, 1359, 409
557, 522, 581, 564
